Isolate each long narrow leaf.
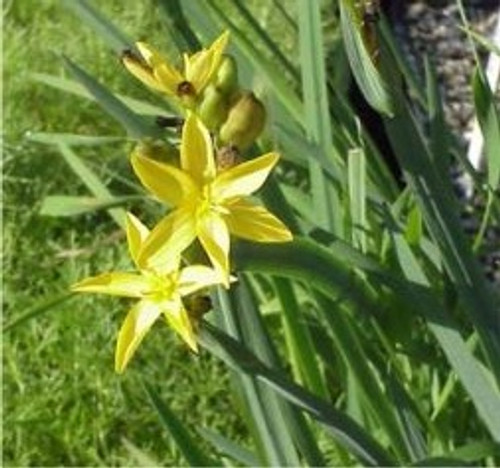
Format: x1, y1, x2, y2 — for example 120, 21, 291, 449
63, 0, 133, 53
61, 56, 163, 139
56, 143, 125, 226
199, 322, 395, 466
198, 427, 259, 467
143, 382, 217, 467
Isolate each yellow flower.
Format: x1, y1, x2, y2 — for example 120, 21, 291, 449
131, 113, 293, 285
71, 212, 225, 373
122, 31, 229, 106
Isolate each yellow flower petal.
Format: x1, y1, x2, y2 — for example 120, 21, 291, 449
122, 54, 165, 92
185, 31, 229, 93
208, 31, 230, 72
154, 63, 184, 95
225, 198, 293, 242
197, 211, 230, 286
139, 205, 197, 272
185, 49, 214, 93
126, 212, 150, 269
131, 152, 198, 206
213, 152, 280, 201
115, 299, 162, 373
71, 272, 151, 298
162, 297, 198, 352
178, 265, 226, 296
181, 113, 216, 184
136, 42, 169, 68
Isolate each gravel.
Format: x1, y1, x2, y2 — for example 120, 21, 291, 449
387, 0, 500, 286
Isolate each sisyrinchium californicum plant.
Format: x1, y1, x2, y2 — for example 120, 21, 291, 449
24, 0, 500, 466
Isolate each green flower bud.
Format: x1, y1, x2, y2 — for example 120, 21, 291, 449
215, 54, 238, 95
219, 91, 266, 151
197, 84, 229, 131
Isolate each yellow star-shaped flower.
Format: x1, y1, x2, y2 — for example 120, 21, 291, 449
122, 31, 229, 106
131, 113, 293, 285
71, 212, 225, 373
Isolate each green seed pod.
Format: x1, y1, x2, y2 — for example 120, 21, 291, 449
219, 91, 266, 151
197, 84, 229, 131
215, 54, 238, 95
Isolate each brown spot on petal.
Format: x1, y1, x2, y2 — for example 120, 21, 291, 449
176, 80, 196, 97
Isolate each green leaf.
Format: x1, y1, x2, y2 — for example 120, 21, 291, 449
3, 292, 74, 333
40, 195, 143, 217
388, 225, 500, 442
274, 278, 329, 399
298, 0, 339, 232
143, 382, 217, 467
199, 322, 395, 466
32, 72, 169, 115
348, 147, 367, 251
237, 277, 325, 466
62, 0, 133, 53
232, 0, 299, 81
198, 427, 259, 466
412, 439, 500, 467
340, 2, 393, 116
234, 237, 378, 312
27, 132, 123, 146
425, 57, 452, 178
383, 92, 500, 382
56, 143, 125, 227
61, 56, 163, 139
214, 284, 302, 467
472, 67, 500, 190
155, 0, 201, 52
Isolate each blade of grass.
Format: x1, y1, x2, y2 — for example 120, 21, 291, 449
314, 294, 410, 462
3, 292, 74, 333
61, 56, 163, 139
232, 0, 299, 81
142, 382, 217, 466
388, 223, 500, 442
298, 0, 339, 232
348, 147, 367, 252
274, 277, 329, 399
32, 72, 169, 116
62, 0, 134, 53
56, 142, 125, 227
198, 427, 259, 466
40, 195, 144, 217
155, 0, 201, 52
27, 132, 124, 146
383, 94, 500, 381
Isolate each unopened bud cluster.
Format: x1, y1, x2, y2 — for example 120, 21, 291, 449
197, 55, 266, 151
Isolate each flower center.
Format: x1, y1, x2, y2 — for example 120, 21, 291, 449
196, 183, 229, 218
145, 271, 177, 301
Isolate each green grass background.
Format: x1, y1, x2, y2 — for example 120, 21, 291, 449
3, 1, 251, 465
